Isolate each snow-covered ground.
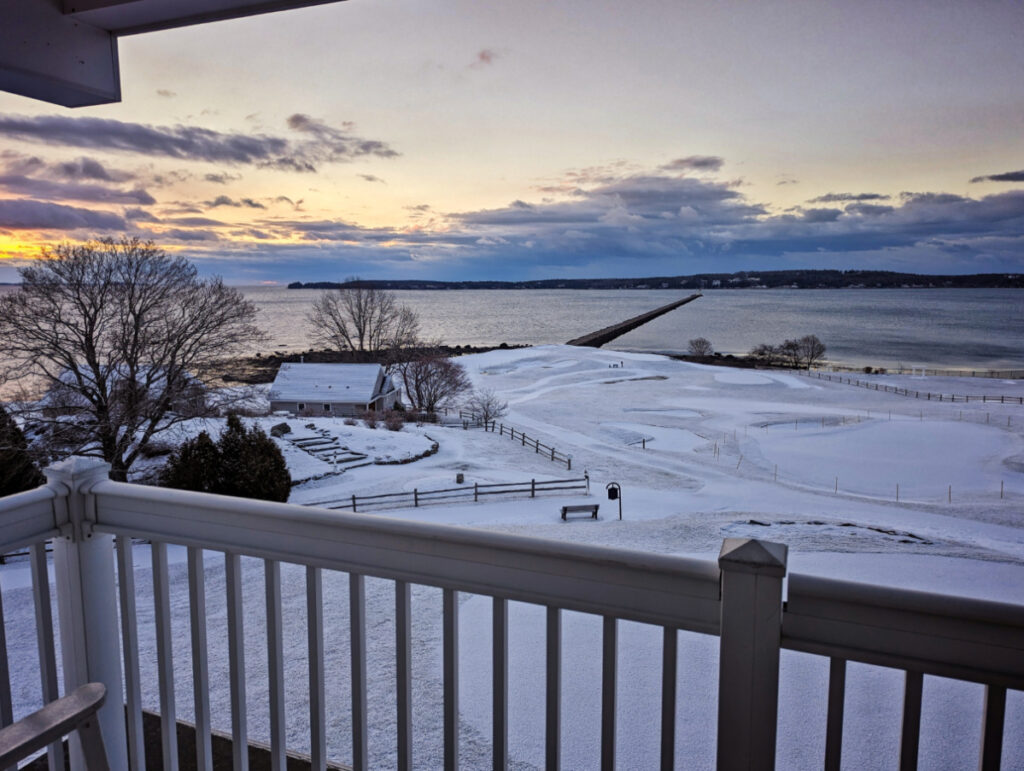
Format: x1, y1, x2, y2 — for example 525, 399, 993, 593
3, 345, 1024, 769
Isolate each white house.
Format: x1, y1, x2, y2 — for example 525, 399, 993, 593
268, 363, 400, 416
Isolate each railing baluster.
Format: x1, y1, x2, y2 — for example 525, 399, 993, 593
659, 627, 676, 771
443, 588, 459, 771
0, 569, 11, 771
395, 580, 412, 771
307, 567, 326, 771
152, 541, 179, 771
225, 552, 249, 771
350, 573, 367, 771
265, 560, 286, 771
824, 658, 846, 771
601, 617, 617, 771
899, 670, 923, 771
0, 571, 12, 731
188, 547, 212, 771
116, 537, 145, 771
978, 684, 1006, 771
31, 543, 65, 771
546, 607, 561, 771
492, 597, 508, 771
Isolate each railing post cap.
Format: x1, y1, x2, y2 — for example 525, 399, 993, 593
44, 456, 111, 488
719, 538, 788, 577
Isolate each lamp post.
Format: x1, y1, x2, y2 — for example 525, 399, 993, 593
606, 482, 622, 520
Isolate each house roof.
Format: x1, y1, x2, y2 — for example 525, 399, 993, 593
268, 363, 384, 404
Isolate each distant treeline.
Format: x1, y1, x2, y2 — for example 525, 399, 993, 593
288, 270, 1024, 291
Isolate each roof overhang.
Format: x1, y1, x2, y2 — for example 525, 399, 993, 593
1, 0, 346, 107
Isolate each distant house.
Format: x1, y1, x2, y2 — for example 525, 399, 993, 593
268, 363, 400, 416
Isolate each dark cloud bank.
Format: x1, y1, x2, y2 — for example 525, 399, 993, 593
0, 113, 399, 172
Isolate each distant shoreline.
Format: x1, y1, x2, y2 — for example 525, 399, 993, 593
287, 270, 1024, 291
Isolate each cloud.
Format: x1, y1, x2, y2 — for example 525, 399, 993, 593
165, 216, 227, 227
158, 228, 221, 241
204, 195, 266, 209
470, 49, 499, 68
808, 192, 890, 203
0, 113, 399, 172
970, 170, 1024, 183
0, 175, 156, 205
800, 207, 842, 223
0, 199, 126, 230
204, 172, 241, 184
844, 203, 894, 217
2, 152, 135, 183
359, 174, 386, 184
660, 156, 724, 173
273, 196, 303, 210
124, 208, 160, 223
139, 187, 1024, 282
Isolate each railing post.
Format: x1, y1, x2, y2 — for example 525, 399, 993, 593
45, 457, 129, 771
717, 538, 787, 771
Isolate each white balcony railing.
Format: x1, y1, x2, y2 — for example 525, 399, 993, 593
1, 456, 1022, 770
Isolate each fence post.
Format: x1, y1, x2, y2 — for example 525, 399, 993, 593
474, 483, 478, 503
45, 457, 130, 771
531, 479, 536, 498
414, 489, 419, 507
352, 494, 357, 513
535, 438, 540, 454
550, 447, 555, 461
717, 538, 787, 771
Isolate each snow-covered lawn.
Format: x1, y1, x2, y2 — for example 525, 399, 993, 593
4, 345, 1024, 769
142, 414, 437, 485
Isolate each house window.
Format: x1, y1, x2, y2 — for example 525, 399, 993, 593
324, 404, 331, 411
298, 403, 305, 411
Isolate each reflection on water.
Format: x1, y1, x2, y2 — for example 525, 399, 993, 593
244, 286, 1024, 370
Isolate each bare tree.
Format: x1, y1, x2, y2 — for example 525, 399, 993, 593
749, 343, 779, 365
308, 280, 420, 356
797, 334, 827, 369
687, 337, 714, 357
778, 339, 802, 368
0, 238, 262, 481
465, 387, 508, 425
395, 352, 471, 415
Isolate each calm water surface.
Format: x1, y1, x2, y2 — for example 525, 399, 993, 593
244, 286, 1024, 370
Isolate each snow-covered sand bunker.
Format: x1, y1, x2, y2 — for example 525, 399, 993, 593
4, 345, 1023, 768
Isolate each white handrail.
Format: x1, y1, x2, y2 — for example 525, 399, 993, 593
784, 573, 1024, 688
87, 479, 722, 632
0, 485, 59, 554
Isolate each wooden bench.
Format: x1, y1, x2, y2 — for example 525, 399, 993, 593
561, 503, 599, 521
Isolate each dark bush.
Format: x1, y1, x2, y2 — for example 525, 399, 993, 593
0, 404, 45, 497
160, 415, 291, 502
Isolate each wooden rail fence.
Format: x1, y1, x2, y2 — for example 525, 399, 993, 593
803, 371, 1024, 405
460, 412, 574, 469
312, 473, 590, 512
819, 365, 1024, 379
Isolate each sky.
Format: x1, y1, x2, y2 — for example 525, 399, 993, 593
0, 0, 1022, 284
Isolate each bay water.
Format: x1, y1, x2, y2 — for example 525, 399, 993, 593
245, 286, 1024, 371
